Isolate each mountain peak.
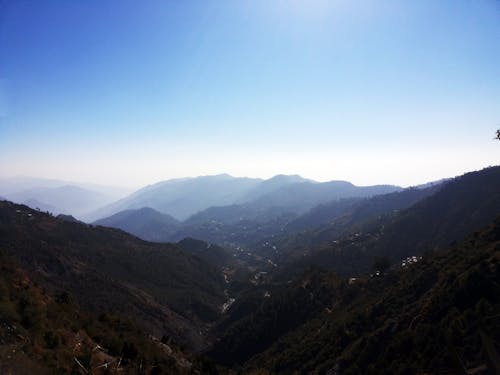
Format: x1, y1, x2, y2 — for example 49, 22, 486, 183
266, 174, 309, 183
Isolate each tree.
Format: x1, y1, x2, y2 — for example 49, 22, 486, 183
496, 129, 500, 141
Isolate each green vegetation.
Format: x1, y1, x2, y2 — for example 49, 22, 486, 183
0, 250, 190, 374
272, 166, 500, 278
176, 238, 232, 268
1, 166, 500, 374
284, 184, 441, 233
209, 217, 500, 374
0, 201, 226, 351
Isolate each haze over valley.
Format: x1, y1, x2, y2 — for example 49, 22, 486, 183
1, 1, 499, 373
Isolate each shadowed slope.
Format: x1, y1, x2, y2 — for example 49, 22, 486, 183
0, 201, 226, 351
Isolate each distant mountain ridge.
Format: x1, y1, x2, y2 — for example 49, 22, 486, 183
6, 185, 113, 218
20, 198, 58, 213
236, 174, 311, 203
87, 174, 263, 221
275, 166, 500, 277
88, 174, 401, 222
90, 175, 403, 246
0, 176, 131, 219
94, 207, 180, 242
0, 176, 131, 197
284, 183, 443, 233
248, 179, 400, 213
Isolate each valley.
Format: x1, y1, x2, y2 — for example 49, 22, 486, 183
2, 2, 498, 373
1, 167, 499, 373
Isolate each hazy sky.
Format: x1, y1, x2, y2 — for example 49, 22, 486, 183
1, 0, 499, 188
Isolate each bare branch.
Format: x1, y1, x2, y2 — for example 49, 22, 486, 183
74, 357, 89, 374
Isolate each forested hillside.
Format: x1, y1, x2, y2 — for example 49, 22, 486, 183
271, 167, 500, 277
209, 217, 500, 374
0, 251, 196, 374
0, 201, 226, 351
1, 169, 499, 374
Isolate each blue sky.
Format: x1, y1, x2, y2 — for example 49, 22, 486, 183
1, 0, 499, 187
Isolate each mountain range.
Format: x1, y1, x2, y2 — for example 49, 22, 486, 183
86, 174, 401, 222
269, 166, 500, 278
0, 166, 499, 373
0, 176, 131, 219
92, 179, 440, 251
87, 174, 401, 249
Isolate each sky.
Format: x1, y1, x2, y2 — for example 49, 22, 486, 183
0, 0, 499, 188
